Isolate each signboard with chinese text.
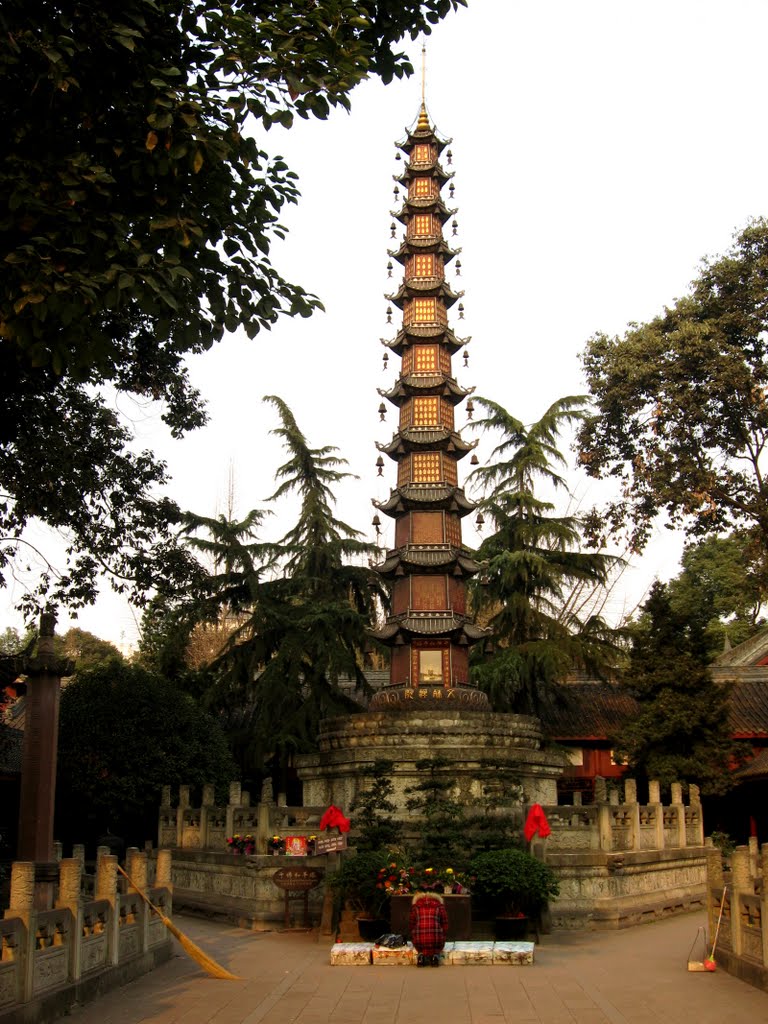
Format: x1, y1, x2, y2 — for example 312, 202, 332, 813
315, 833, 348, 855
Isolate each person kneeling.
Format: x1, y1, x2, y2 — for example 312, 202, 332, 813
410, 890, 448, 967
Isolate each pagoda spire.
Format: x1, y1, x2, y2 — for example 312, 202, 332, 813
369, 100, 490, 712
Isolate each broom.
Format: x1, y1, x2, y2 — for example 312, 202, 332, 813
704, 884, 728, 972
116, 863, 241, 980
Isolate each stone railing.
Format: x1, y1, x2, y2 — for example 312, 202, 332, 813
541, 779, 704, 854
705, 840, 768, 992
158, 781, 326, 854
1, 849, 172, 1024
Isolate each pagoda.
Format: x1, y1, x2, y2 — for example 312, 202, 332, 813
369, 102, 490, 712
295, 97, 563, 818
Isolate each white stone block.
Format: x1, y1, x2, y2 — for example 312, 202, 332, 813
372, 942, 416, 966
329, 942, 373, 966
445, 941, 494, 965
492, 941, 535, 965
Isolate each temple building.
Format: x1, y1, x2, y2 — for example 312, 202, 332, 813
369, 102, 490, 712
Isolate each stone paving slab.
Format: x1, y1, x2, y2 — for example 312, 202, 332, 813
58, 910, 768, 1024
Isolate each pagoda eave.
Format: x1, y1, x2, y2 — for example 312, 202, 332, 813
392, 200, 456, 225
382, 326, 469, 356
394, 165, 453, 187
373, 485, 477, 516
370, 614, 488, 645
387, 282, 464, 308
378, 377, 474, 404
376, 429, 477, 456
389, 241, 460, 265
374, 546, 482, 578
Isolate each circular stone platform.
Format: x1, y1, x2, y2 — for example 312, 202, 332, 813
296, 709, 564, 814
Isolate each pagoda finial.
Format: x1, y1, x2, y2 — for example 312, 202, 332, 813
416, 44, 430, 132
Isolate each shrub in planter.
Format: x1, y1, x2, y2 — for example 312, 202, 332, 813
327, 849, 392, 923
469, 848, 559, 920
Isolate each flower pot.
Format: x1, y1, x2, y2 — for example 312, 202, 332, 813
494, 915, 529, 941
357, 917, 388, 942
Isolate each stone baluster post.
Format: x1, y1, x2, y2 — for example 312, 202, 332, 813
72, 844, 85, 868
56, 859, 82, 981
623, 779, 641, 851
95, 853, 119, 966
158, 785, 172, 850
669, 783, 685, 848
730, 846, 751, 957
177, 785, 190, 848
5, 862, 36, 1001
200, 784, 215, 849
156, 850, 173, 891
124, 849, 149, 954
761, 844, 768, 970
597, 803, 613, 853
705, 845, 725, 950
748, 835, 759, 878
647, 780, 664, 849
226, 782, 242, 842
687, 784, 704, 846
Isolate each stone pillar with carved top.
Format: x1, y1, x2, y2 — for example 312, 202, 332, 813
5, 862, 37, 1000
730, 845, 751, 957
56, 859, 82, 980
623, 779, 641, 851
96, 852, 120, 967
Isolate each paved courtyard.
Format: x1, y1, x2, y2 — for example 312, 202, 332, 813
62, 911, 768, 1024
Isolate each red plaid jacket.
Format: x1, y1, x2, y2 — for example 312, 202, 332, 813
409, 894, 448, 955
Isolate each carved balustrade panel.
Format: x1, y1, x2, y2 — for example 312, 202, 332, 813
32, 909, 71, 997
81, 899, 110, 976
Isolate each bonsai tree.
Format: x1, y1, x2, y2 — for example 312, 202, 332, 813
327, 849, 392, 922
469, 848, 559, 919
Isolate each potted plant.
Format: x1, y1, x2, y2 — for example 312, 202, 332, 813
469, 848, 559, 940
327, 850, 392, 940
268, 834, 285, 855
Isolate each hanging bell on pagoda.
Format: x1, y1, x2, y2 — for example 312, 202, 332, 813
462, 349, 469, 367
382, 352, 389, 371
378, 402, 387, 421
470, 454, 479, 466
458, 303, 465, 319
376, 455, 385, 476
386, 306, 393, 323
466, 398, 474, 419
455, 259, 462, 277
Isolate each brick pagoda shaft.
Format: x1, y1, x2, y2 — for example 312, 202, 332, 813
370, 104, 489, 712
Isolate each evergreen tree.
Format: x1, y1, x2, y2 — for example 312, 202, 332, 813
613, 582, 735, 795
468, 397, 622, 716
180, 396, 387, 786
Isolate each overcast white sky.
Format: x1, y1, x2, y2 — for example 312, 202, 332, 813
5, 0, 768, 649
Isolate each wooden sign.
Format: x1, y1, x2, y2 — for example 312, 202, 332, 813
315, 833, 348, 855
272, 867, 323, 893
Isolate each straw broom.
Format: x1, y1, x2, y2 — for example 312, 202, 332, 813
117, 863, 241, 980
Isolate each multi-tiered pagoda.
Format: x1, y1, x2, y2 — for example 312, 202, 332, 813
369, 104, 490, 712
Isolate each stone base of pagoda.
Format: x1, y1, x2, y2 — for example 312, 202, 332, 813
295, 709, 564, 816
369, 683, 491, 711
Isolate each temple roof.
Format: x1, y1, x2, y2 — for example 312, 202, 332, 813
373, 484, 477, 516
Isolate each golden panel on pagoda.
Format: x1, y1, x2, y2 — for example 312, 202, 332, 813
449, 577, 467, 614
411, 143, 435, 165
409, 213, 437, 238
411, 575, 448, 611
445, 514, 462, 547
403, 297, 448, 328
406, 253, 441, 279
403, 396, 438, 428
410, 177, 435, 199
411, 511, 444, 544
392, 578, 409, 616
403, 345, 450, 375
413, 344, 438, 372
399, 396, 455, 431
